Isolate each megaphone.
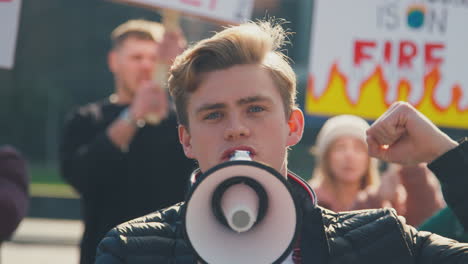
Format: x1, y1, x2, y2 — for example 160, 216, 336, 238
183, 151, 300, 264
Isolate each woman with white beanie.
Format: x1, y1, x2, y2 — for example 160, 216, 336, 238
308, 115, 444, 224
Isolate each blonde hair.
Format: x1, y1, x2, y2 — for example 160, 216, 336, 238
111, 19, 165, 50
168, 20, 297, 127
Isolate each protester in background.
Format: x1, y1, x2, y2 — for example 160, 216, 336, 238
308, 115, 394, 211
59, 19, 195, 264
96, 20, 468, 264
0, 145, 29, 244
308, 114, 445, 226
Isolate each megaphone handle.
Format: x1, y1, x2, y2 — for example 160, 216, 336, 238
145, 9, 181, 125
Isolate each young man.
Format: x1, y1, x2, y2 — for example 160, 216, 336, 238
95, 20, 468, 263
59, 20, 195, 264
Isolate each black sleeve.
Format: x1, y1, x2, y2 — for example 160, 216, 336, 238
95, 203, 196, 264
59, 108, 125, 194
409, 226, 468, 264
392, 207, 468, 264
428, 138, 468, 231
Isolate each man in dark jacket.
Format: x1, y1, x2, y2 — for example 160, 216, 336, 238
59, 19, 195, 264
96, 20, 468, 263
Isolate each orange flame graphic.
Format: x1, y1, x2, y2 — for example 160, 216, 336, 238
306, 63, 468, 129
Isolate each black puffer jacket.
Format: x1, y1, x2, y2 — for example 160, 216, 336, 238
96, 141, 468, 264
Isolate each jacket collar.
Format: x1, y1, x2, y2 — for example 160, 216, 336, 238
287, 171, 330, 264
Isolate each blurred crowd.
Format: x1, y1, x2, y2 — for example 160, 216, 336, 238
1, 9, 467, 264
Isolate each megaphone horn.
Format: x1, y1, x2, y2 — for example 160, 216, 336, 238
183, 151, 300, 264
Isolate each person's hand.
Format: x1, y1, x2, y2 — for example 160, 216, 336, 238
366, 102, 458, 165
130, 81, 169, 124
376, 164, 408, 215
157, 29, 186, 65
378, 164, 402, 201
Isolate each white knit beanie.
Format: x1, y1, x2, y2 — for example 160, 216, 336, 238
312, 115, 370, 159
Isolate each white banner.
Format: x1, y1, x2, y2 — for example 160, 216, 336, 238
0, 0, 21, 69
112, 0, 254, 25
306, 0, 468, 129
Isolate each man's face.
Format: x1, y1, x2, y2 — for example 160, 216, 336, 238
178, 64, 304, 176
109, 37, 158, 97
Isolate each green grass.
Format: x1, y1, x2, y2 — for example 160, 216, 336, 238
30, 163, 64, 184
30, 183, 78, 198
29, 163, 78, 198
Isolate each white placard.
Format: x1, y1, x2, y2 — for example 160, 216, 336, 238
0, 0, 22, 69
305, 0, 468, 129
113, 0, 254, 25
